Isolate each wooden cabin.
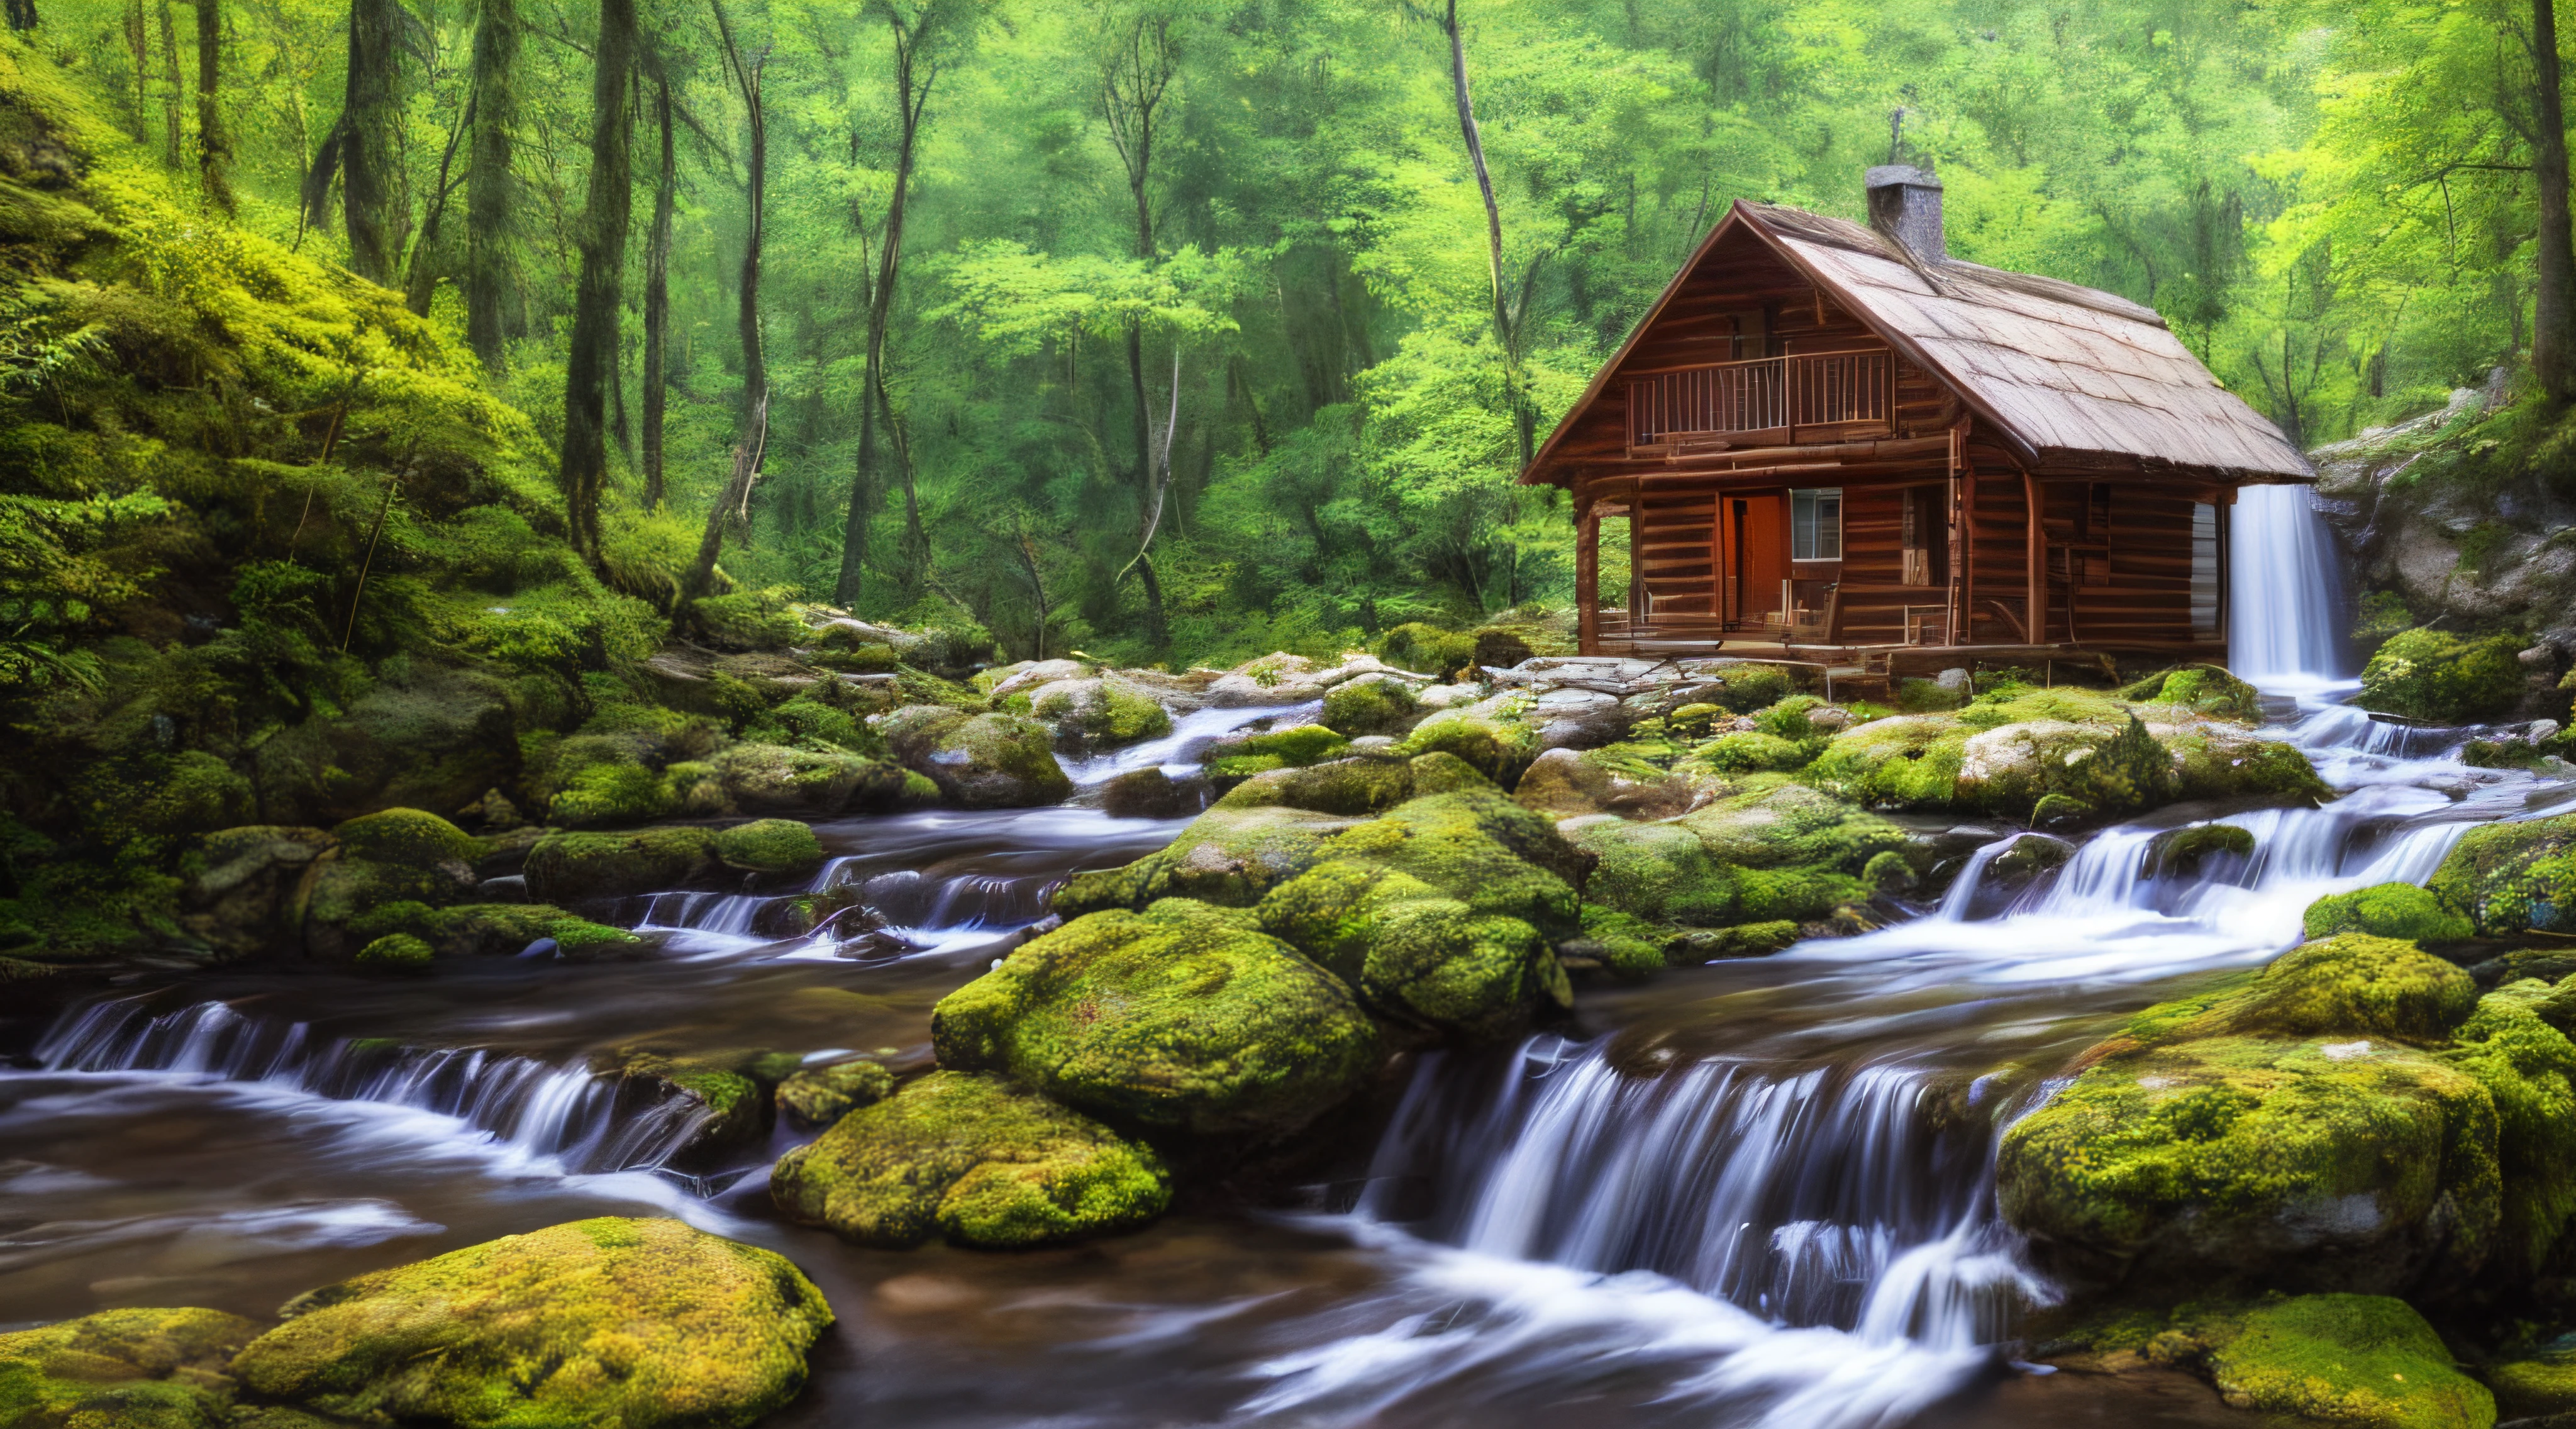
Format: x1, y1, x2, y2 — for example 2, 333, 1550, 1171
1525, 167, 2314, 674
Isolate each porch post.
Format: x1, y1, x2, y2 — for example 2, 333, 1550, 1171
1946, 421, 1966, 644
2023, 469, 2045, 646
1576, 491, 1600, 655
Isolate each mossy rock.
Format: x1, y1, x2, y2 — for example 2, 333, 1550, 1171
2491, 1345, 2576, 1418
330, 808, 479, 869
2167, 1295, 2495, 1429
932, 899, 1380, 1137
523, 826, 718, 903
547, 760, 677, 827
1694, 730, 1813, 774
1393, 711, 1538, 789
879, 707, 1072, 808
2442, 983, 2576, 1278
707, 742, 919, 818
548, 918, 644, 960
1218, 755, 1418, 817
1307, 787, 1589, 933
1663, 920, 1802, 960
776, 1059, 894, 1130
1052, 803, 1360, 915
770, 1071, 1170, 1249
1379, 623, 1477, 677
301, 854, 480, 960
228, 1218, 832, 1429
1255, 859, 1572, 1038
0, 1306, 263, 1429
2160, 723, 2334, 804
1957, 713, 2176, 820
2360, 628, 2528, 725
1027, 677, 1173, 750
2143, 823, 2256, 881
1223, 723, 1352, 767
1565, 818, 1737, 925
1321, 673, 1421, 737
2306, 882, 2475, 943
1999, 937, 2496, 1294
2121, 664, 2263, 723
1801, 714, 1966, 809
2428, 813, 2576, 937
711, 818, 823, 877
1691, 664, 1794, 712
1677, 779, 1907, 872
355, 933, 433, 970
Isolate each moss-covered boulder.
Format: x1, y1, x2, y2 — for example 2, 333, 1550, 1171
2441, 982, 2576, 1279
229, 1218, 831, 1429
769, 1070, 1169, 1249
2121, 664, 2264, 723
522, 826, 717, 903
878, 707, 1072, 808
1802, 714, 1967, 809
1321, 672, 1423, 737
2306, 882, 2475, 943
2428, 813, 2576, 937
2141, 823, 2257, 881
355, 933, 433, 970
933, 899, 1380, 1137
1256, 859, 1572, 1038
1999, 936, 2496, 1294
1026, 677, 1173, 752
711, 819, 823, 878
1674, 780, 1906, 922
2490, 1343, 2576, 1420
1379, 623, 1477, 677
2156, 721, 2334, 804
706, 741, 922, 818
250, 663, 522, 827
332, 808, 480, 868
1054, 802, 1360, 915
2360, 628, 2529, 725
2104, 1295, 2494, 1429
0, 1306, 263, 1429
298, 809, 487, 960
181, 826, 336, 956
1217, 754, 1419, 817
776, 1059, 894, 1130
1957, 714, 2177, 820
1394, 707, 1539, 789
1565, 818, 1737, 925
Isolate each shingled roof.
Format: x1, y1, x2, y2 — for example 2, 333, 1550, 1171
1524, 198, 2313, 485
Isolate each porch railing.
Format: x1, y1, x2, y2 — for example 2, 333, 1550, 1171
1625, 349, 1894, 453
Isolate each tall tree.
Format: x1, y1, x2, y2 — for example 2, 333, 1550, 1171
194, 0, 230, 209
1099, 11, 1176, 645
641, 72, 674, 508
557, 0, 637, 561
688, 0, 767, 602
4, 0, 35, 31
123, 0, 149, 138
304, 0, 408, 285
156, 0, 181, 167
2525, 0, 2576, 403
1431, 0, 1533, 465
464, 0, 519, 371
833, 0, 958, 606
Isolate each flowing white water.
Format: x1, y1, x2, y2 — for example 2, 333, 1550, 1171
36, 997, 712, 1175
1062, 701, 1322, 784
1246, 485, 2557, 1427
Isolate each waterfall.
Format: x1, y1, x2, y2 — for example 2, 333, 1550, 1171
35, 997, 712, 1175
2229, 482, 2349, 689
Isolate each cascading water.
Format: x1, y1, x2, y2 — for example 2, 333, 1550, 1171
36, 997, 711, 1176
2229, 482, 2350, 692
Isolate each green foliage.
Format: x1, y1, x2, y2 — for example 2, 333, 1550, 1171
2304, 882, 2475, 944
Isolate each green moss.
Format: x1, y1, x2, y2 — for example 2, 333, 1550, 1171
2441, 986, 2576, 1277
882, 709, 1072, 808
1566, 818, 1736, 925
1311, 788, 1587, 934
1576, 904, 1672, 976
1392, 711, 1537, 787
1406, 750, 1496, 796
1235, 723, 1352, 765
770, 1071, 1170, 1249
745, 696, 884, 755
1667, 702, 1727, 737
2360, 628, 2528, 725
1958, 713, 2177, 820
1696, 730, 1813, 773
1664, 920, 1802, 960
2143, 824, 2257, 881
1379, 623, 1477, 676
331, 808, 477, 869
1218, 755, 1417, 816
1694, 664, 1793, 712
2306, 883, 2475, 943
692, 591, 808, 651
1257, 859, 1568, 1037
2187, 1295, 2494, 1429
1679, 779, 1907, 873
355, 933, 433, 970
547, 760, 676, 828
776, 1060, 894, 1129
2428, 812, 2576, 936
1321, 674, 1420, 737
2490, 1348, 2576, 1418
932, 899, 1380, 1136
0, 1306, 264, 1429
1802, 715, 1965, 809
230, 1218, 832, 1429
708, 742, 918, 818
547, 918, 642, 959
711, 819, 823, 877
2121, 664, 2263, 722
414, 903, 576, 957
522, 826, 716, 903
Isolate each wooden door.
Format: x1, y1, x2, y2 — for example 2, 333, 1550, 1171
1724, 492, 1788, 624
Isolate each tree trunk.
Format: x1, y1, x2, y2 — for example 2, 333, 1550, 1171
5, 0, 38, 32
125, 0, 149, 138
1441, 0, 1531, 467
465, 0, 518, 371
319, 0, 407, 285
404, 92, 470, 315
157, 0, 181, 167
556, 0, 636, 564
194, 0, 229, 209
1101, 14, 1174, 645
641, 74, 673, 507
2533, 0, 2576, 403
686, 395, 767, 602
835, 11, 935, 607
691, 0, 765, 602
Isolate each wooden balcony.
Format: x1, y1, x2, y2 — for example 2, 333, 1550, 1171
1624, 349, 1895, 457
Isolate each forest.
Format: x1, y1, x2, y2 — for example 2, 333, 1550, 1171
8, 0, 2563, 669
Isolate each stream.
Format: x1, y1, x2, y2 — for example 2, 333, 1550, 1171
0, 483, 2555, 1428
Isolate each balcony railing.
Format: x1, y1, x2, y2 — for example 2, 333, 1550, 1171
1625, 349, 1894, 454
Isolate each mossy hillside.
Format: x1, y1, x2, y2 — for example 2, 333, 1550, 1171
2306, 882, 2476, 943
933, 899, 1381, 1137
0, 1306, 264, 1429
2360, 629, 2529, 725
0, 45, 693, 962
229, 1218, 832, 1429
769, 1070, 1170, 1250
2428, 812, 2576, 937
1999, 937, 2500, 1294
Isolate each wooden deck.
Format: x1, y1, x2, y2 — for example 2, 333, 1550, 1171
1591, 610, 2224, 685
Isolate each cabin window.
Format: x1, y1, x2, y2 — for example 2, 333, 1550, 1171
1791, 487, 1842, 561
2191, 502, 2220, 634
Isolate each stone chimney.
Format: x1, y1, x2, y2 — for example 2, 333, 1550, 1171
1865, 165, 1945, 261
